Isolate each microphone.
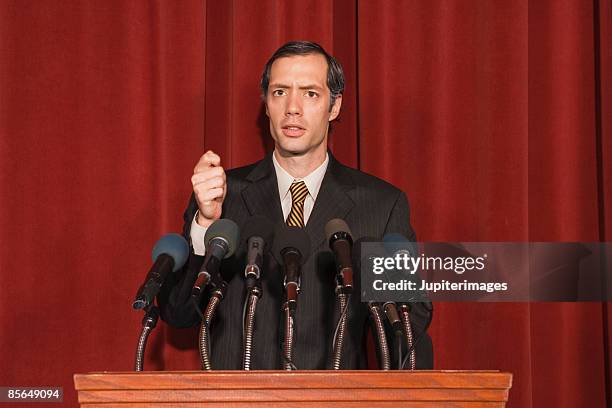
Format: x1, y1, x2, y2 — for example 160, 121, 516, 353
383, 301, 404, 336
242, 216, 275, 283
132, 234, 189, 310
191, 218, 240, 301
241, 216, 274, 370
273, 226, 311, 313
382, 233, 433, 312
383, 233, 416, 258
325, 218, 354, 293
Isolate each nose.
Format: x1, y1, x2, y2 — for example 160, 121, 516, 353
285, 91, 302, 116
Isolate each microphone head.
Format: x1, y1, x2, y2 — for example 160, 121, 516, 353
151, 233, 189, 272
205, 218, 240, 258
273, 225, 311, 265
382, 232, 407, 243
383, 233, 430, 308
383, 232, 415, 256
325, 218, 353, 246
242, 215, 275, 247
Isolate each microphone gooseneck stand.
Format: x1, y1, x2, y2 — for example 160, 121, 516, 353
279, 244, 303, 371
198, 281, 227, 370
134, 305, 159, 371
242, 278, 262, 370
402, 303, 434, 369
282, 302, 296, 370
383, 302, 405, 370
368, 302, 391, 370
330, 287, 350, 370
241, 218, 273, 370
399, 304, 416, 370
326, 224, 354, 370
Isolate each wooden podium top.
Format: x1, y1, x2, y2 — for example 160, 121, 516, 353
74, 370, 513, 407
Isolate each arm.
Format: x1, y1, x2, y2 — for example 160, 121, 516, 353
157, 151, 227, 328
157, 194, 206, 327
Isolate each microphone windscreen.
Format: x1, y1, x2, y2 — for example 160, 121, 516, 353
151, 233, 189, 272
205, 218, 240, 258
241, 215, 275, 247
325, 218, 352, 243
273, 225, 311, 264
383, 232, 417, 257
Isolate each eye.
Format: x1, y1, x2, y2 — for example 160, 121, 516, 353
272, 89, 286, 97
305, 90, 319, 98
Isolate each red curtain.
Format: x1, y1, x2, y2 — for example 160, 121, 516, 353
1, 1, 610, 406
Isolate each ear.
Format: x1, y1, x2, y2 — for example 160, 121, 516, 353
329, 94, 342, 121
265, 101, 270, 117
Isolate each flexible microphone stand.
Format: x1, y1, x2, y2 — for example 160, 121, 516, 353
281, 275, 299, 371
327, 228, 353, 370
399, 304, 416, 370
275, 227, 309, 371
329, 282, 351, 370
198, 281, 227, 370
280, 249, 301, 371
134, 304, 159, 371
242, 275, 262, 370
368, 302, 391, 370
282, 301, 297, 370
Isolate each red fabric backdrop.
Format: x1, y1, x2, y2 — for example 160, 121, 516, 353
1, 1, 610, 406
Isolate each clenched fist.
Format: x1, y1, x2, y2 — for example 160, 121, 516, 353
191, 150, 226, 227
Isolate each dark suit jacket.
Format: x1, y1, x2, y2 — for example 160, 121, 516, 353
159, 152, 433, 369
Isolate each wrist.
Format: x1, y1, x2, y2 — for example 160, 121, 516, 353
195, 210, 215, 228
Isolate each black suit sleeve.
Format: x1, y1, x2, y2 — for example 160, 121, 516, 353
384, 191, 416, 240
157, 194, 207, 328
383, 191, 434, 369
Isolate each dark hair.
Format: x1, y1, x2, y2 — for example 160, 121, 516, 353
260, 41, 344, 111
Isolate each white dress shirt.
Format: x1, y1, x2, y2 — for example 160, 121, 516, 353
190, 151, 329, 255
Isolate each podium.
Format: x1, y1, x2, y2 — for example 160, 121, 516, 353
74, 370, 512, 407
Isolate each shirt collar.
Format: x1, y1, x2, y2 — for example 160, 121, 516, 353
272, 151, 329, 202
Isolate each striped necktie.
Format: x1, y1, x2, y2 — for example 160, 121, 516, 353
286, 181, 309, 227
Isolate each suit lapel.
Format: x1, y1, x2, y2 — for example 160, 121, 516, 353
240, 155, 285, 265
240, 155, 284, 225
304, 154, 355, 254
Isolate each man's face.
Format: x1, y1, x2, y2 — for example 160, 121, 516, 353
265, 53, 342, 158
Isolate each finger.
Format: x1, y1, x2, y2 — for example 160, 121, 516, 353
194, 159, 224, 174
191, 171, 218, 186
203, 151, 221, 167
194, 177, 225, 192
196, 150, 221, 169
205, 166, 225, 178
197, 187, 224, 203
191, 167, 225, 185
192, 177, 226, 193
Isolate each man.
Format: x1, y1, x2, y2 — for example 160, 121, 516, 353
159, 41, 433, 369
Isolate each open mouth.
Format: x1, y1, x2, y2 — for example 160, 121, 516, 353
282, 125, 306, 137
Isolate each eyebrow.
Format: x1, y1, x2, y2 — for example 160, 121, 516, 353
269, 83, 325, 91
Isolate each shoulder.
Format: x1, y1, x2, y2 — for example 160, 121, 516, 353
329, 157, 414, 239
225, 161, 261, 180
331, 159, 404, 202
223, 157, 270, 192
